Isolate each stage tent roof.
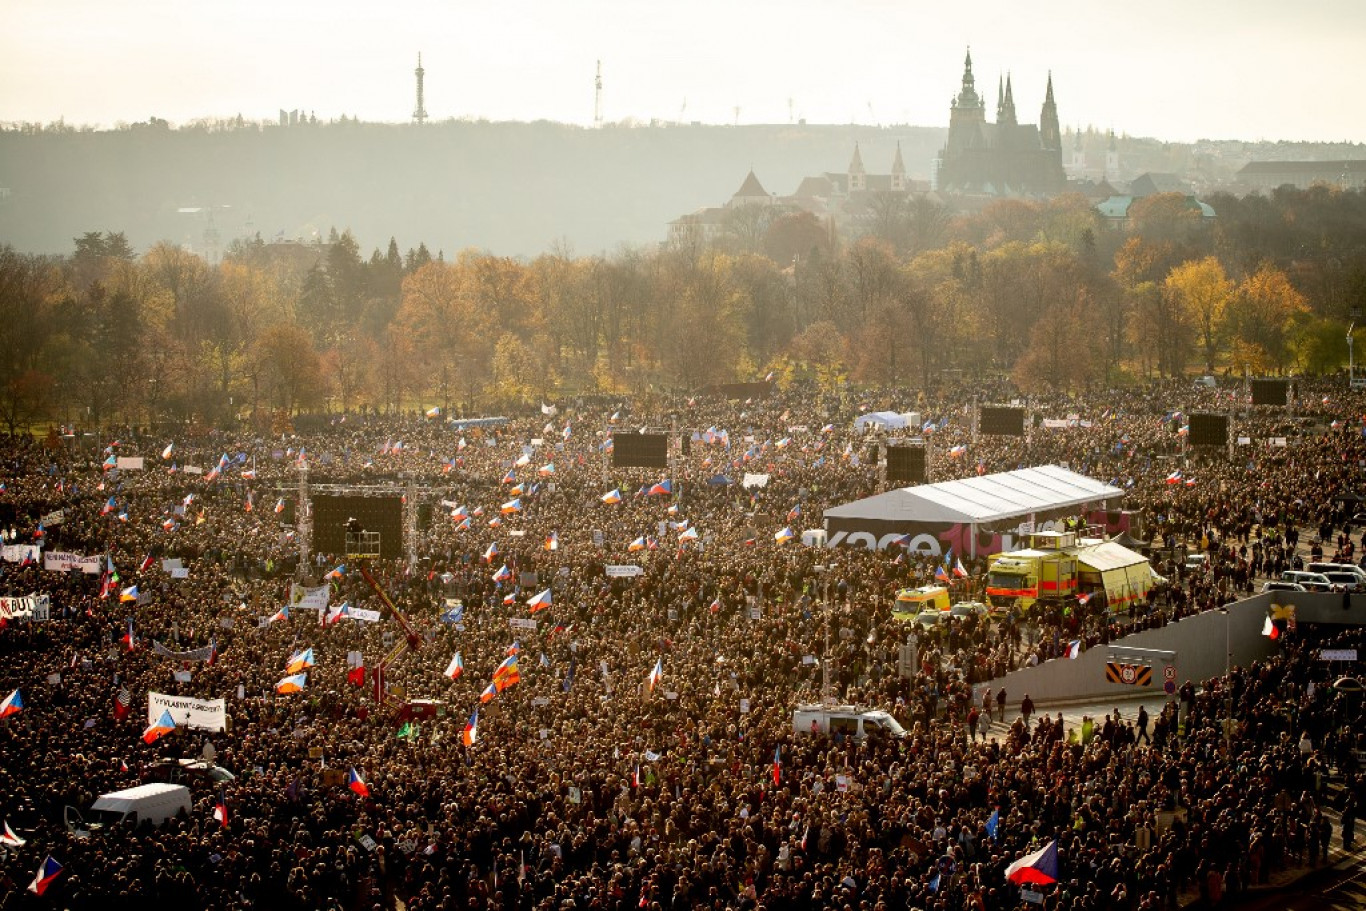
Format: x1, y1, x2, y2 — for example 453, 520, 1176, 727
823, 464, 1124, 526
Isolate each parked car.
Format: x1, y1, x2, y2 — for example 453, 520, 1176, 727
143, 758, 236, 787
1280, 571, 1333, 592
1322, 572, 1365, 592
1262, 581, 1306, 593
1307, 562, 1366, 584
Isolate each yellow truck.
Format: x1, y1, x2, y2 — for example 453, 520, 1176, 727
891, 585, 950, 623
984, 531, 1158, 614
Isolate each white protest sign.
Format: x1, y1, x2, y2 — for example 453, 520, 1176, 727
148, 692, 227, 731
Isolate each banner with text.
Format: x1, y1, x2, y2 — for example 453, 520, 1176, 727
44, 551, 102, 574
147, 692, 227, 731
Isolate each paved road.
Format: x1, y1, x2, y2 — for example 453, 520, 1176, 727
1231, 851, 1366, 910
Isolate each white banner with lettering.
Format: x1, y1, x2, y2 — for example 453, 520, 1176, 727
289, 583, 330, 612
0, 594, 50, 621
43, 551, 102, 574
1, 544, 40, 564
147, 692, 227, 732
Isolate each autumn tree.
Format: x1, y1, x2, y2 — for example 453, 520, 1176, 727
1225, 264, 1309, 372
1164, 256, 1233, 372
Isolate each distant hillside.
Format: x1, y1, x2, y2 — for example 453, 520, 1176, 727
0, 121, 948, 258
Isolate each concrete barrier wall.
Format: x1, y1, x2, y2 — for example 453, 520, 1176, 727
990, 592, 1366, 706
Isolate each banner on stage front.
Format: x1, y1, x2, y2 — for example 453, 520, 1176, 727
148, 692, 227, 731
44, 551, 102, 574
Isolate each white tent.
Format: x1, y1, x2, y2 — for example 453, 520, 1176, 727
822, 464, 1124, 556
853, 411, 907, 432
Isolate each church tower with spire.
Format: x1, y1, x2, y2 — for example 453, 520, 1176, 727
890, 142, 906, 192
936, 49, 1066, 195
848, 143, 867, 192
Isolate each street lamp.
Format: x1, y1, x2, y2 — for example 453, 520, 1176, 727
1219, 605, 1232, 752
1348, 323, 1356, 388
814, 564, 833, 704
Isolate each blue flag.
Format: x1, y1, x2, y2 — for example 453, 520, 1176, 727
986, 808, 1000, 840
928, 873, 940, 893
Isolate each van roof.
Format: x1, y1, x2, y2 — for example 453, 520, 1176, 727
92, 783, 190, 809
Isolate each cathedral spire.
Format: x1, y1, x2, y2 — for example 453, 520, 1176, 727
1039, 71, 1061, 152
955, 46, 981, 109
1000, 72, 1017, 125
890, 141, 905, 191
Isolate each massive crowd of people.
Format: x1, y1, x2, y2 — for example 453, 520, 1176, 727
0, 376, 1363, 910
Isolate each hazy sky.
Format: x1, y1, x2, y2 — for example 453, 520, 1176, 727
4, 0, 1364, 143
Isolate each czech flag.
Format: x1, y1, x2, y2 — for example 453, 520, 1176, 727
274, 498, 286, 514
500, 498, 522, 514
493, 655, 520, 692
647, 658, 663, 693
122, 619, 138, 651
462, 709, 479, 746
1005, 840, 1058, 885
526, 589, 552, 612
544, 531, 559, 551
479, 682, 498, 704
1166, 470, 1182, 484
286, 647, 315, 673
501, 469, 516, 485
162, 443, 174, 459
772, 745, 781, 786
601, 488, 622, 504
444, 652, 464, 680
213, 791, 229, 827
269, 605, 290, 623
787, 504, 801, 522
648, 479, 672, 496
324, 602, 348, 625
628, 536, 646, 552
678, 527, 699, 542
954, 558, 969, 578
101, 496, 116, 515
775, 526, 795, 544
425, 406, 441, 418
241, 468, 256, 480
482, 542, 499, 562
347, 768, 370, 797
492, 564, 512, 583
275, 673, 307, 694
949, 444, 968, 457
28, 855, 63, 896
538, 463, 555, 476
1, 819, 25, 846
935, 564, 949, 582
0, 688, 23, 719
142, 708, 177, 744
515, 453, 531, 468
120, 584, 140, 603
1066, 640, 1082, 659
325, 564, 346, 580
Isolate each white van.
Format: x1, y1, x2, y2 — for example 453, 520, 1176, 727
66, 783, 191, 835
792, 705, 906, 741
1307, 562, 1366, 584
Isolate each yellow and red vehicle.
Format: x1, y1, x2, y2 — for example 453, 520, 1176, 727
985, 531, 1157, 614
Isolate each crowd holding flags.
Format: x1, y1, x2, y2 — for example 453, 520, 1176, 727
0, 688, 23, 719
213, 791, 229, 827
276, 673, 307, 694
1, 819, 26, 846
142, 708, 177, 744
285, 647, 315, 673
28, 856, 63, 896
